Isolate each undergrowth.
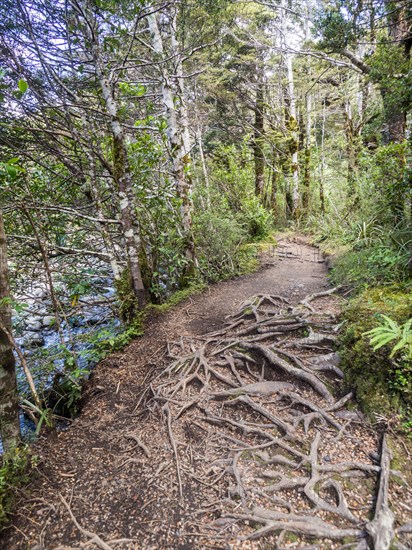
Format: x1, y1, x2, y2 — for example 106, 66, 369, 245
340, 285, 412, 433
0, 446, 37, 527
307, 208, 412, 433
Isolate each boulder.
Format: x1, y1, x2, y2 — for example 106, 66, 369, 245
22, 332, 45, 348
26, 318, 43, 332
42, 316, 56, 328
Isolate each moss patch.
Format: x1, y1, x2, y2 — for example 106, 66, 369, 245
148, 281, 206, 314
340, 285, 412, 431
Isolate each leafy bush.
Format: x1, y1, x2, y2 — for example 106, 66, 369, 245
331, 244, 410, 288
193, 208, 252, 283
240, 196, 273, 240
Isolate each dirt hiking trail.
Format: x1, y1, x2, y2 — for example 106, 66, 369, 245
1, 234, 411, 550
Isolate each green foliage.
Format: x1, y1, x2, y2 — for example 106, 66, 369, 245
194, 207, 248, 282
362, 143, 410, 220
209, 141, 254, 212
241, 196, 273, 241
369, 43, 412, 120
364, 315, 412, 358
148, 281, 206, 314
0, 296, 28, 314
313, 4, 358, 50
17, 79, 28, 94
340, 286, 412, 432
331, 244, 410, 288
0, 446, 37, 527
21, 400, 53, 435
308, 192, 411, 290
95, 315, 144, 355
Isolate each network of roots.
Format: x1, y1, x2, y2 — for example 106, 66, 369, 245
132, 289, 407, 549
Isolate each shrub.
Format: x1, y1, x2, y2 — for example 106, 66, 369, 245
0, 446, 36, 527
331, 244, 409, 288
193, 208, 252, 282
240, 196, 273, 240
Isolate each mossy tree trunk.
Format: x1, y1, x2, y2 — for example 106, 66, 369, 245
382, 0, 410, 143
253, 71, 265, 199
0, 210, 20, 452
344, 99, 360, 203
270, 149, 278, 216
281, 0, 300, 220
302, 93, 312, 215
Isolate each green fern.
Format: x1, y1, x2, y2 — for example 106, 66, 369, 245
364, 315, 412, 358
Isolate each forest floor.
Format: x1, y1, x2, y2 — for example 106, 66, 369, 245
1, 234, 411, 550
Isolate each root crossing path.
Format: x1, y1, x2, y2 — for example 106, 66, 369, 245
2, 235, 411, 550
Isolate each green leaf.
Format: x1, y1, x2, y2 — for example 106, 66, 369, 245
371, 334, 398, 350
17, 79, 28, 93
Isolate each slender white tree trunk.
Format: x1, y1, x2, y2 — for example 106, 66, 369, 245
280, 0, 300, 219
286, 54, 299, 217
82, 1, 146, 307
148, 11, 196, 278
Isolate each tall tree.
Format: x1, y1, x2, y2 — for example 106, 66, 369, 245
148, 6, 197, 279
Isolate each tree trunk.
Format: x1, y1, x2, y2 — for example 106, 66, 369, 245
281, 0, 299, 220
286, 55, 299, 220
302, 5, 312, 217
302, 93, 311, 214
319, 100, 326, 215
148, 11, 197, 281
344, 100, 358, 201
254, 72, 265, 198
0, 210, 20, 452
197, 129, 211, 208
270, 149, 278, 217
82, 1, 146, 309
382, 0, 409, 143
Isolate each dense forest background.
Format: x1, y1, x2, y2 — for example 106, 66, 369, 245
0, 0, 411, 458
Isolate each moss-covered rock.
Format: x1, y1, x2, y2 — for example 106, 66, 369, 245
340, 285, 412, 432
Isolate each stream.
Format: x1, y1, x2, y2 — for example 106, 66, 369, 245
1, 280, 122, 452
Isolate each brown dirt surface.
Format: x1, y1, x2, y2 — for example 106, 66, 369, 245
1, 234, 411, 550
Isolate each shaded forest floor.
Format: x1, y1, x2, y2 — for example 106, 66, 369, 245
1, 234, 411, 549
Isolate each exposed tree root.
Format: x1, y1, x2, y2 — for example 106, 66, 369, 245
240, 342, 335, 403
366, 433, 395, 550
143, 288, 396, 548
227, 507, 365, 541
59, 495, 136, 550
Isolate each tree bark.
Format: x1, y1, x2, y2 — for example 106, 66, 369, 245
270, 149, 278, 215
148, 10, 197, 281
382, 0, 409, 143
302, 93, 311, 214
254, 71, 265, 198
344, 100, 358, 201
281, 0, 300, 220
319, 100, 326, 215
197, 129, 211, 209
0, 209, 20, 452
81, 0, 146, 308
